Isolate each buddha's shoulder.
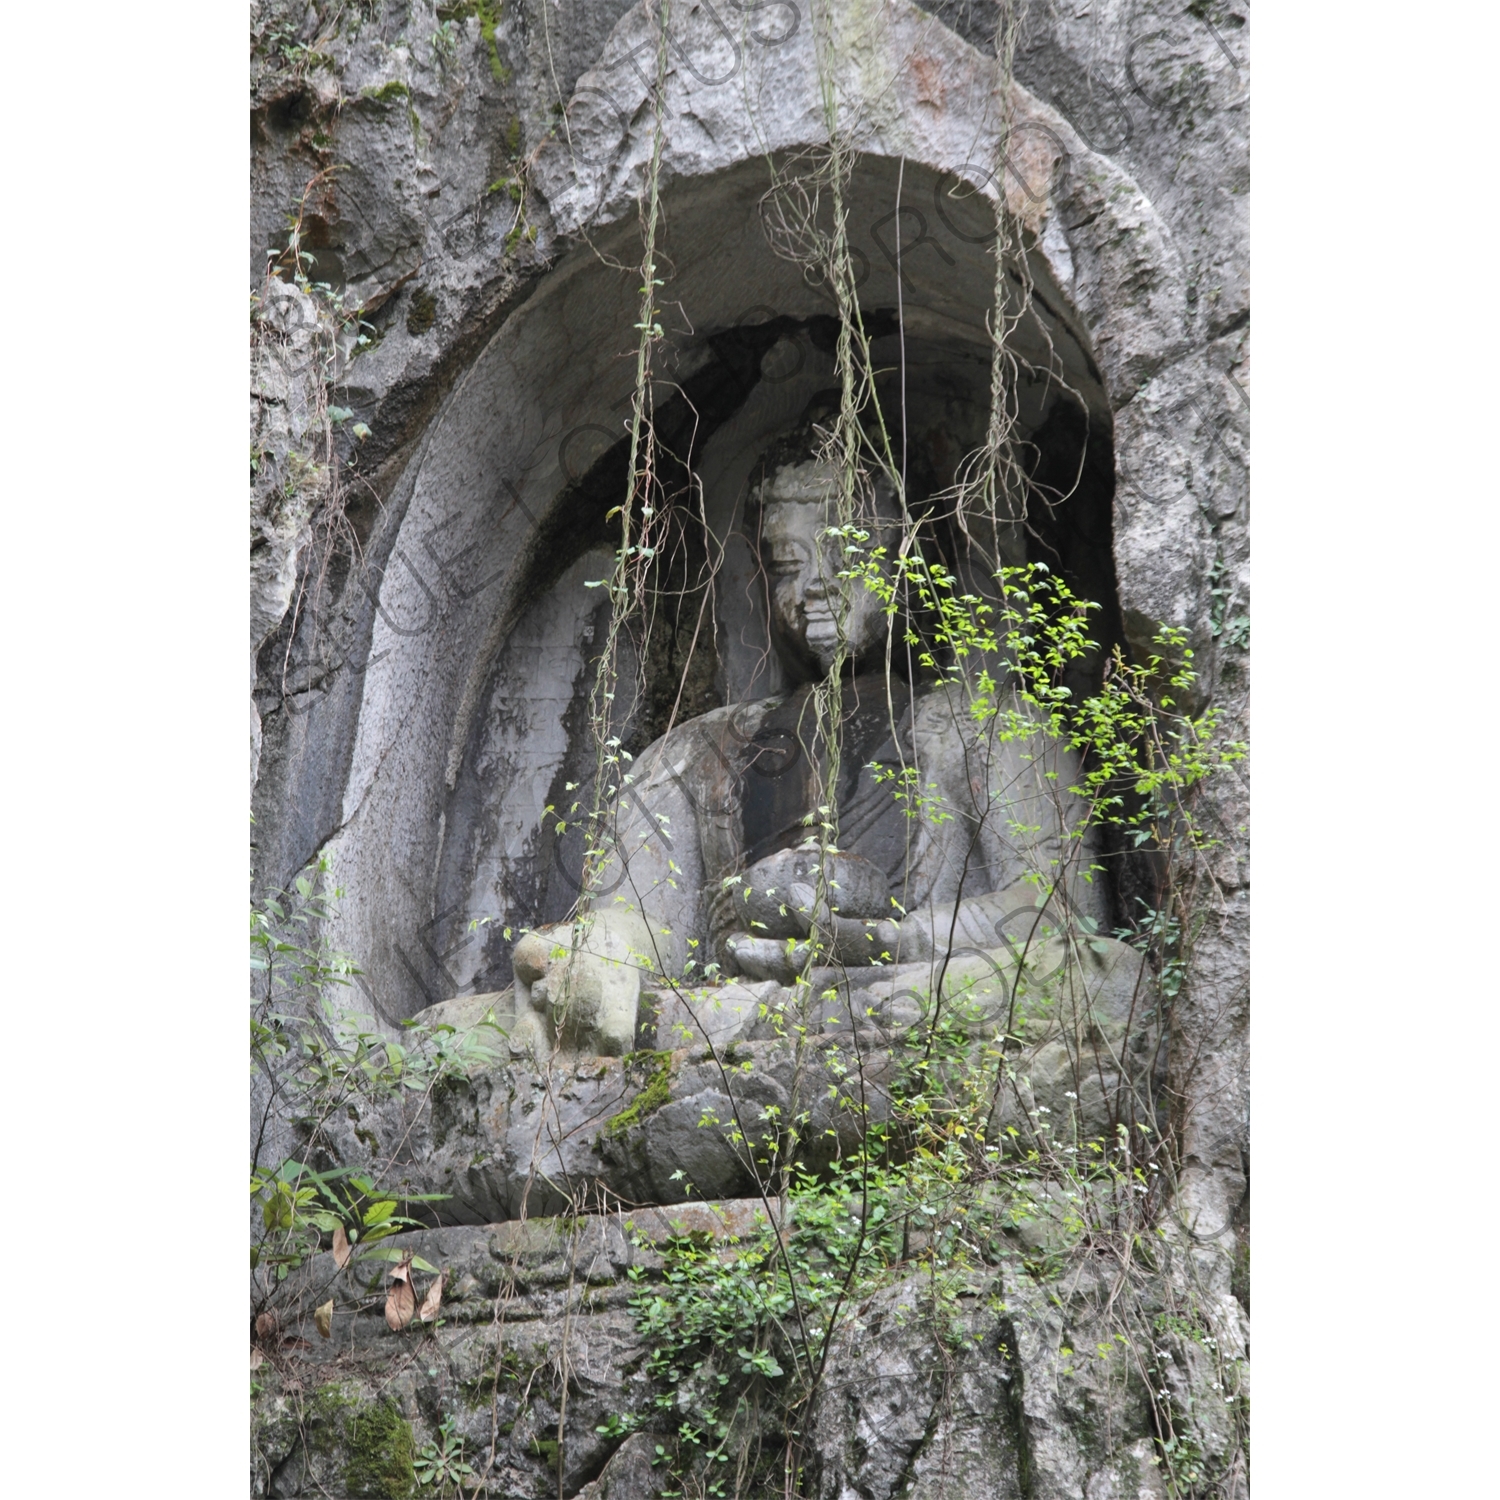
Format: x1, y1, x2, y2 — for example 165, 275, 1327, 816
630, 696, 789, 769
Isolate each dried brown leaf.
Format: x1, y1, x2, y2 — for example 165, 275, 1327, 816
250, 1346, 265, 1370
254, 1310, 279, 1343
385, 1256, 415, 1332
332, 1223, 352, 1270
314, 1299, 334, 1340
417, 1271, 445, 1323
385, 1281, 415, 1332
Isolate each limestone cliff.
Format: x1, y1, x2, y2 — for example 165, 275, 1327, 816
250, 3, 1249, 1495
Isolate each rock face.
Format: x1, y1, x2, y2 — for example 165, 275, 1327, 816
251, 2, 1248, 1495
308, 927, 1157, 1223
255, 1195, 1243, 1498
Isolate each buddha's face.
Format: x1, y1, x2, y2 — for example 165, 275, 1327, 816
759, 459, 893, 675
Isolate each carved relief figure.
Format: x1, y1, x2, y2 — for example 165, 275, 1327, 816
503, 432, 1110, 1061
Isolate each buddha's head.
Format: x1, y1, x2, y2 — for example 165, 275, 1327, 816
756, 456, 900, 677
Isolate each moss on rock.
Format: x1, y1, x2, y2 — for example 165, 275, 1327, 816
360, 79, 411, 104
345, 1397, 417, 1498
604, 1050, 674, 1137
406, 287, 437, 336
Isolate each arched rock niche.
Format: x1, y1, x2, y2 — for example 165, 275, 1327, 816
263, 0, 1229, 1021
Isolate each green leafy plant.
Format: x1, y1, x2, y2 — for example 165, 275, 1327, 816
610, 1161, 903, 1495
414, 1415, 476, 1492
250, 855, 503, 1290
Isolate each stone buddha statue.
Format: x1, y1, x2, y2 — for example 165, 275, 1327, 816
499, 438, 1108, 1062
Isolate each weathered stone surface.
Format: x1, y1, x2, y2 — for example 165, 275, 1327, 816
250, 0, 1236, 1028
251, 2, 1249, 1493
253, 1199, 1227, 1498
300, 927, 1155, 1224
250, 273, 351, 791
574, 1432, 660, 1500
311, 1030, 889, 1222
